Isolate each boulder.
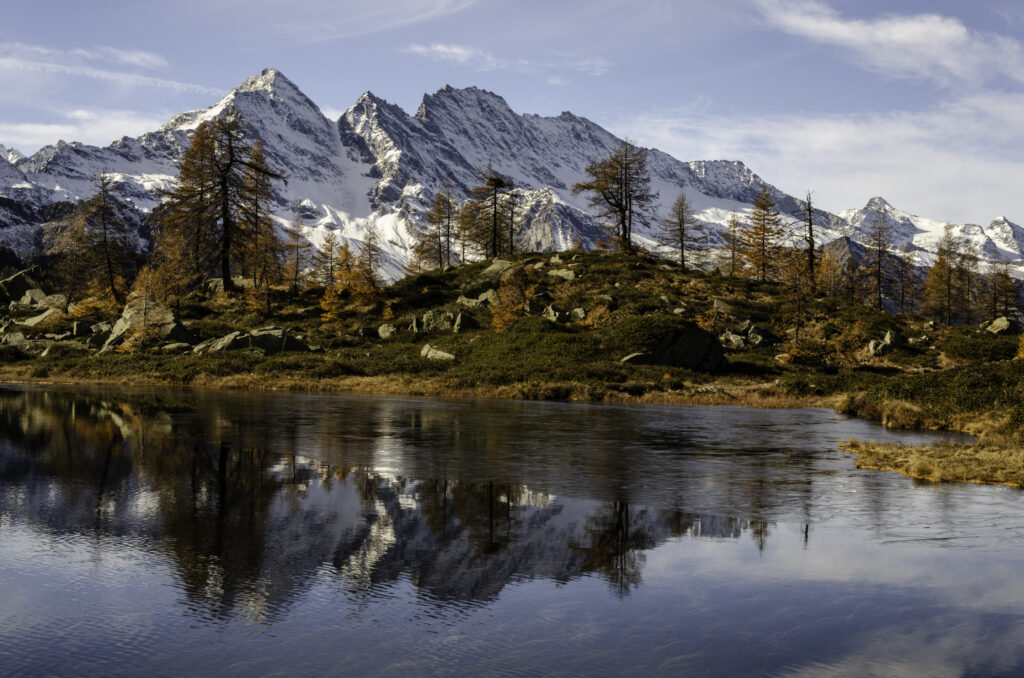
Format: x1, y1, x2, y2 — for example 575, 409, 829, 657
542, 305, 568, 323
421, 309, 455, 333
102, 293, 196, 352
596, 294, 616, 308
456, 295, 484, 309
2, 332, 27, 347
40, 341, 90, 359
18, 308, 62, 328
570, 308, 587, 321
408, 317, 420, 334
747, 326, 775, 347
548, 269, 576, 281
868, 339, 890, 357
713, 299, 737, 315
194, 327, 311, 355
719, 331, 746, 350
18, 289, 47, 307
0, 268, 44, 304
44, 294, 68, 311
621, 323, 726, 372
160, 342, 193, 354
883, 330, 905, 347
475, 259, 514, 284
378, 323, 397, 340
477, 289, 498, 306
987, 316, 1019, 335
453, 313, 479, 333
420, 343, 455, 361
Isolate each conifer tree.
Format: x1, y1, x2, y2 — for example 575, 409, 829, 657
862, 203, 893, 311
655, 192, 708, 270
314, 229, 343, 288
282, 216, 312, 294
800, 191, 818, 295
740, 188, 786, 282
718, 212, 744, 276
53, 173, 136, 303
354, 223, 384, 303
573, 140, 656, 252
157, 115, 283, 294
467, 167, 514, 258
922, 225, 957, 324
320, 241, 357, 322
892, 244, 920, 313
413, 184, 458, 270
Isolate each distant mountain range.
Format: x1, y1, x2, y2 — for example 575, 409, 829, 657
1, 67, 1021, 279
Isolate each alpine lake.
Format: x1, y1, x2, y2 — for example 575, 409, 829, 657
1, 384, 1021, 677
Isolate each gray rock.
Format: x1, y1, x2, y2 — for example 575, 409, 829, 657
883, 330, 905, 346
40, 341, 90, 358
456, 295, 484, 309
542, 305, 568, 323
622, 323, 726, 372
719, 331, 746, 350
378, 323, 397, 339
408, 317, 420, 334
571, 308, 587, 321
477, 289, 498, 306
596, 294, 616, 307
194, 327, 310, 355
0, 268, 44, 304
476, 259, 514, 283
736, 320, 753, 335
550, 254, 562, 264
420, 343, 455, 361
987, 316, 1019, 335
659, 295, 671, 305
713, 299, 737, 315
548, 269, 576, 281
868, 339, 890, 357
421, 309, 456, 333
453, 313, 479, 333
2, 332, 27, 347
161, 342, 193, 354
43, 332, 71, 341
19, 289, 47, 307
102, 293, 196, 352
673, 308, 687, 316
19, 308, 61, 328
44, 294, 68, 311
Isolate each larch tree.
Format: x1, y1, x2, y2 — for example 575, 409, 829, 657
740, 188, 786, 282
719, 212, 744, 276
157, 115, 284, 295
413, 184, 458, 270
799, 191, 818, 295
314, 228, 343, 288
862, 202, 893, 311
654, 192, 708, 270
467, 167, 515, 258
53, 173, 135, 303
572, 140, 656, 252
892, 244, 920, 313
282, 216, 312, 294
922, 225, 958, 324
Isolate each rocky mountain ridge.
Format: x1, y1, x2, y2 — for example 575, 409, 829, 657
1, 68, 1021, 279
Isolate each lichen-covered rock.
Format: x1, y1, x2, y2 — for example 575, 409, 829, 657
378, 323, 397, 339
102, 293, 196, 352
19, 308, 62, 328
194, 327, 311, 355
420, 343, 455, 361
421, 309, 455, 333
987, 316, 1019, 335
542, 305, 567, 323
548, 269, 576, 281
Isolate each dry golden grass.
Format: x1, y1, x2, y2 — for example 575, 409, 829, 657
842, 438, 1024, 488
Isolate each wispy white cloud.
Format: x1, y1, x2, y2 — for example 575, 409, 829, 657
198, 0, 479, 42
614, 91, 1024, 225
404, 43, 611, 84
0, 41, 217, 94
0, 109, 170, 150
754, 0, 1024, 86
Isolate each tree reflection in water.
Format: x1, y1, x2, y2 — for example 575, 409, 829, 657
0, 386, 777, 621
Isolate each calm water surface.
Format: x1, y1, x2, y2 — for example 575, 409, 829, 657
0, 385, 1018, 677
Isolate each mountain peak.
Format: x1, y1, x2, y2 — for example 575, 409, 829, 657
0, 144, 25, 165
866, 196, 893, 210
236, 67, 298, 95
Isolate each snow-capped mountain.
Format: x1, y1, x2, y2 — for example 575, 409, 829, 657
0, 67, 1019, 280
839, 197, 1024, 267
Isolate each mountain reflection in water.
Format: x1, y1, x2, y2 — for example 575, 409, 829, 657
2, 385, 1012, 677
0, 386, 778, 617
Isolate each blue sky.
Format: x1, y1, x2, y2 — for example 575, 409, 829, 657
2, 0, 1023, 224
